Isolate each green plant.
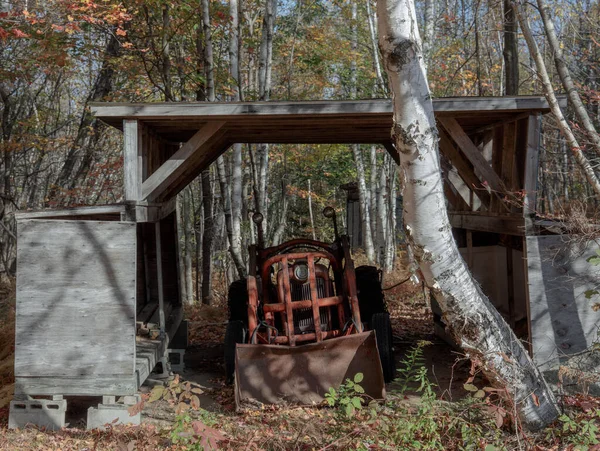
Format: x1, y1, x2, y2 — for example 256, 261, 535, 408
394, 340, 432, 395
548, 410, 600, 449
325, 372, 366, 418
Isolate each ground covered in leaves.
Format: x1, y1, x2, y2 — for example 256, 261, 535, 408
1, 266, 600, 449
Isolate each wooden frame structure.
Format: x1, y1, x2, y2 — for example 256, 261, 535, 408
15, 95, 591, 429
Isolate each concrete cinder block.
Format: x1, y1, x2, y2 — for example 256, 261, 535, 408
170, 320, 189, 349
122, 394, 141, 406
87, 404, 141, 430
9, 399, 67, 430
168, 349, 185, 373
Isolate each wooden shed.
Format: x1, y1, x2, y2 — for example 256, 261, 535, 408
12, 96, 593, 429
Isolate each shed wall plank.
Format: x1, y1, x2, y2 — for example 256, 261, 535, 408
526, 235, 600, 370
15, 220, 136, 378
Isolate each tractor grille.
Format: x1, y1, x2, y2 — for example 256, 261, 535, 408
291, 278, 330, 333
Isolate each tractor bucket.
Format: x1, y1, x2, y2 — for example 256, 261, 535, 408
234, 331, 385, 408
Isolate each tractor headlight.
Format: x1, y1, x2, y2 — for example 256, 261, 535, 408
293, 263, 309, 282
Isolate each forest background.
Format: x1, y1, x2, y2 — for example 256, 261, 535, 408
0, 0, 598, 304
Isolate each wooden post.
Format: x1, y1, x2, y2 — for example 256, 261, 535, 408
466, 231, 473, 268
506, 244, 515, 328
123, 120, 144, 201
523, 114, 541, 231
155, 221, 166, 337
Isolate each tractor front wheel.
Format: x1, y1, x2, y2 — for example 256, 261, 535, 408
355, 265, 386, 323
371, 312, 396, 383
228, 278, 248, 324
224, 320, 246, 384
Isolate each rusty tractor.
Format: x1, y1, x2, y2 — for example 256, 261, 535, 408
224, 207, 395, 406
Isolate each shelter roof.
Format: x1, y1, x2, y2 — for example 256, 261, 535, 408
91, 96, 559, 145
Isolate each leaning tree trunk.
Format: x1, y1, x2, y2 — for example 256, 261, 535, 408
513, 0, 600, 197
536, 0, 600, 155
376, 0, 559, 430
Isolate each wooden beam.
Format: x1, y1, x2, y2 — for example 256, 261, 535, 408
439, 129, 491, 208
523, 114, 541, 225
141, 121, 227, 202
15, 205, 125, 220
438, 117, 506, 195
155, 221, 165, 336
490, 125, 504, 213
449, 213, 525, 235
90, 96, 563, 125
501, 121, 518, 192
123, 120, 144, 201
383, 141, 400, 165
444, 178, 470, 211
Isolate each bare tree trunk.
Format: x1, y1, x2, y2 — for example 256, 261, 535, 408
200, 169, 214, 304
351, 0, 375, 261
182, 188, 194, 303
272, 178, 290, 246
253, 0, 276, 240
217, 157, 246, 277
423, 0, 435, 63
377, 0, 560, 430
307, 178, 316, 240
51, 33, 120, 205
503, 0, 519, 95
514, 0, 600, 196
353, 146, 376, 261
376, 155, 388, 262
229, 0, 245, 276
385, 156, 397, 272
536, 0, 600, 154
201, 0, 214, 102
162, 3, 173, 101
369, 146, 378, 241
366, 0, 386, 93
200, 0, 216, 304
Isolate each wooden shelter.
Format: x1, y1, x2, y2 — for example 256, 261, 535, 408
13, 95, 595, 429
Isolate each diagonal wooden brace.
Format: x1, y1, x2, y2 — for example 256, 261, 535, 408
141, 121, 227, 202
438, 117, 506, 195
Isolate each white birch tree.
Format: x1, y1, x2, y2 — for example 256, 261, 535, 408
376, 0, 560, 430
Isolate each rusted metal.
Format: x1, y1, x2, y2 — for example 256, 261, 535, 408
235, 234, 388, 409
247, 275, 259, 343
263, 295, 343, 313
307, 255, 323, 342
235, 331, 385, 407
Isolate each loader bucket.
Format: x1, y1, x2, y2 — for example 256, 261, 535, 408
234, 331, 386, 408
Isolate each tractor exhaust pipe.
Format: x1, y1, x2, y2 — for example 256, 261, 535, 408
323, 206, 339, 240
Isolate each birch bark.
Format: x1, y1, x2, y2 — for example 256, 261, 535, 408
536, 0, 600, 154
377, 0, 560, 430
351, 0, 375, 261
513, 0, 600, 197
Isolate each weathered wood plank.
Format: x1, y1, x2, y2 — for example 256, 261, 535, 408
443, 178, 469, 211
15, 220, 136, 378
123, 120, 143, 201
501, 121, 518, 192
15, 205, 125, 220
15, 376, 137, 397
438, 117, 506, 195
526, 235, 600, 371
439, 129, 491, 208
141, 122, 227, 202
523, 115, 541, 224
90, 97, 561, 125
449, 213, 525, 235
383, 142, 400, 165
